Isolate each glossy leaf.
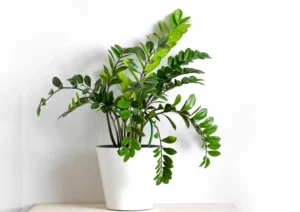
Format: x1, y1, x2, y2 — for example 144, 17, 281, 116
181, 94, 196, 111
134, 46, 146, 61
203, 125, 218, 135
207, 136, 221, 143
120, 110, 130, 120
117, 99, 130, 109
162, 136, 177, 144
208, 151, 221, 157
163, 148, 177, 155
132, 115, 146, 124
193, 108, 207, 121
131, 138, 141, 150
199, 117, 214, 128
172, 94, 181, 106
122, 137, 131, 146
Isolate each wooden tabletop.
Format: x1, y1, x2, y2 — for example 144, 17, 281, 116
29, 204, 238, 212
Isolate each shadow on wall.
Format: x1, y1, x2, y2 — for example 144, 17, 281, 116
22, 47, 115, 211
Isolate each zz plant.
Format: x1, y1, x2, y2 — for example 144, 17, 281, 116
37, 9, 221, 185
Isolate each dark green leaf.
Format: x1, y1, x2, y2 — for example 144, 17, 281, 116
40, 98, 46, 106
208, 151, 221, 157
120, 110, 130, 120
48, 89, 54, 95
115, 66, 127, 74
134, 46, 146, 61
163, 115, 176, 130
111, 46, 120, 58
82, 88, 89, 95
203, 125, 218, 135
163, 155, 173, 164
193, 108, 207, 121
76, 75, 83, 84
179, 113, 190, 128
146, 41, 154, 53
84, 75, 91, 87
91, 103, 99, 109
37, 106, 41, 116
132, 115, 146, 124
52, 77, 62, 88
132, 127, 145, 136
131, 100, 143, 108
163, 148, 177, 155
162, 177, 169, 184
122, 137, 131, 145
162, 136, 177, 144
117, 99, 130, 109
110, 77, 123, 85
158, 36, 169, 47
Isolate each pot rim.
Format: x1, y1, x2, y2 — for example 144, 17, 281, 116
96, 144, 160, 148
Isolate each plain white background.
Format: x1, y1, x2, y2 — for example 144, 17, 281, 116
1, 0, 300, 211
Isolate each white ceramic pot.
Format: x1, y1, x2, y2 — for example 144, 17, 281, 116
96, 145, 158, 211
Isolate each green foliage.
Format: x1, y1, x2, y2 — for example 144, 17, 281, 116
36, 8, 221, 186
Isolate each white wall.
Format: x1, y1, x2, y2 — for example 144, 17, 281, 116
1, 0, 300, 212
0, 2, 22, 212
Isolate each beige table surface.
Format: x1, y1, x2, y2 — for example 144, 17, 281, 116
29, 204, 238, 212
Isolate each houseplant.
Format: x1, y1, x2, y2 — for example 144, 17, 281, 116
37, 9, 221, 210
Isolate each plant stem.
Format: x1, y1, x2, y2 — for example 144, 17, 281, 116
106, 113, 117, 147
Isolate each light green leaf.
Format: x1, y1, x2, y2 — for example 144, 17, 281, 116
117, 99, 130, 109
120, 110, 130, 120
122, 137, 131, 146
193, 108, 207, 121
199, 117, 214, 128
181, 94, 196, 111
131, 138, 141, 150
162, 136, 177, 144
132, 115, 146, 124
203, 125, 218, 135
172, 94, 181, 106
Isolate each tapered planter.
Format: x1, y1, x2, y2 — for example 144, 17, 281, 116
96, 145, 158, 211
